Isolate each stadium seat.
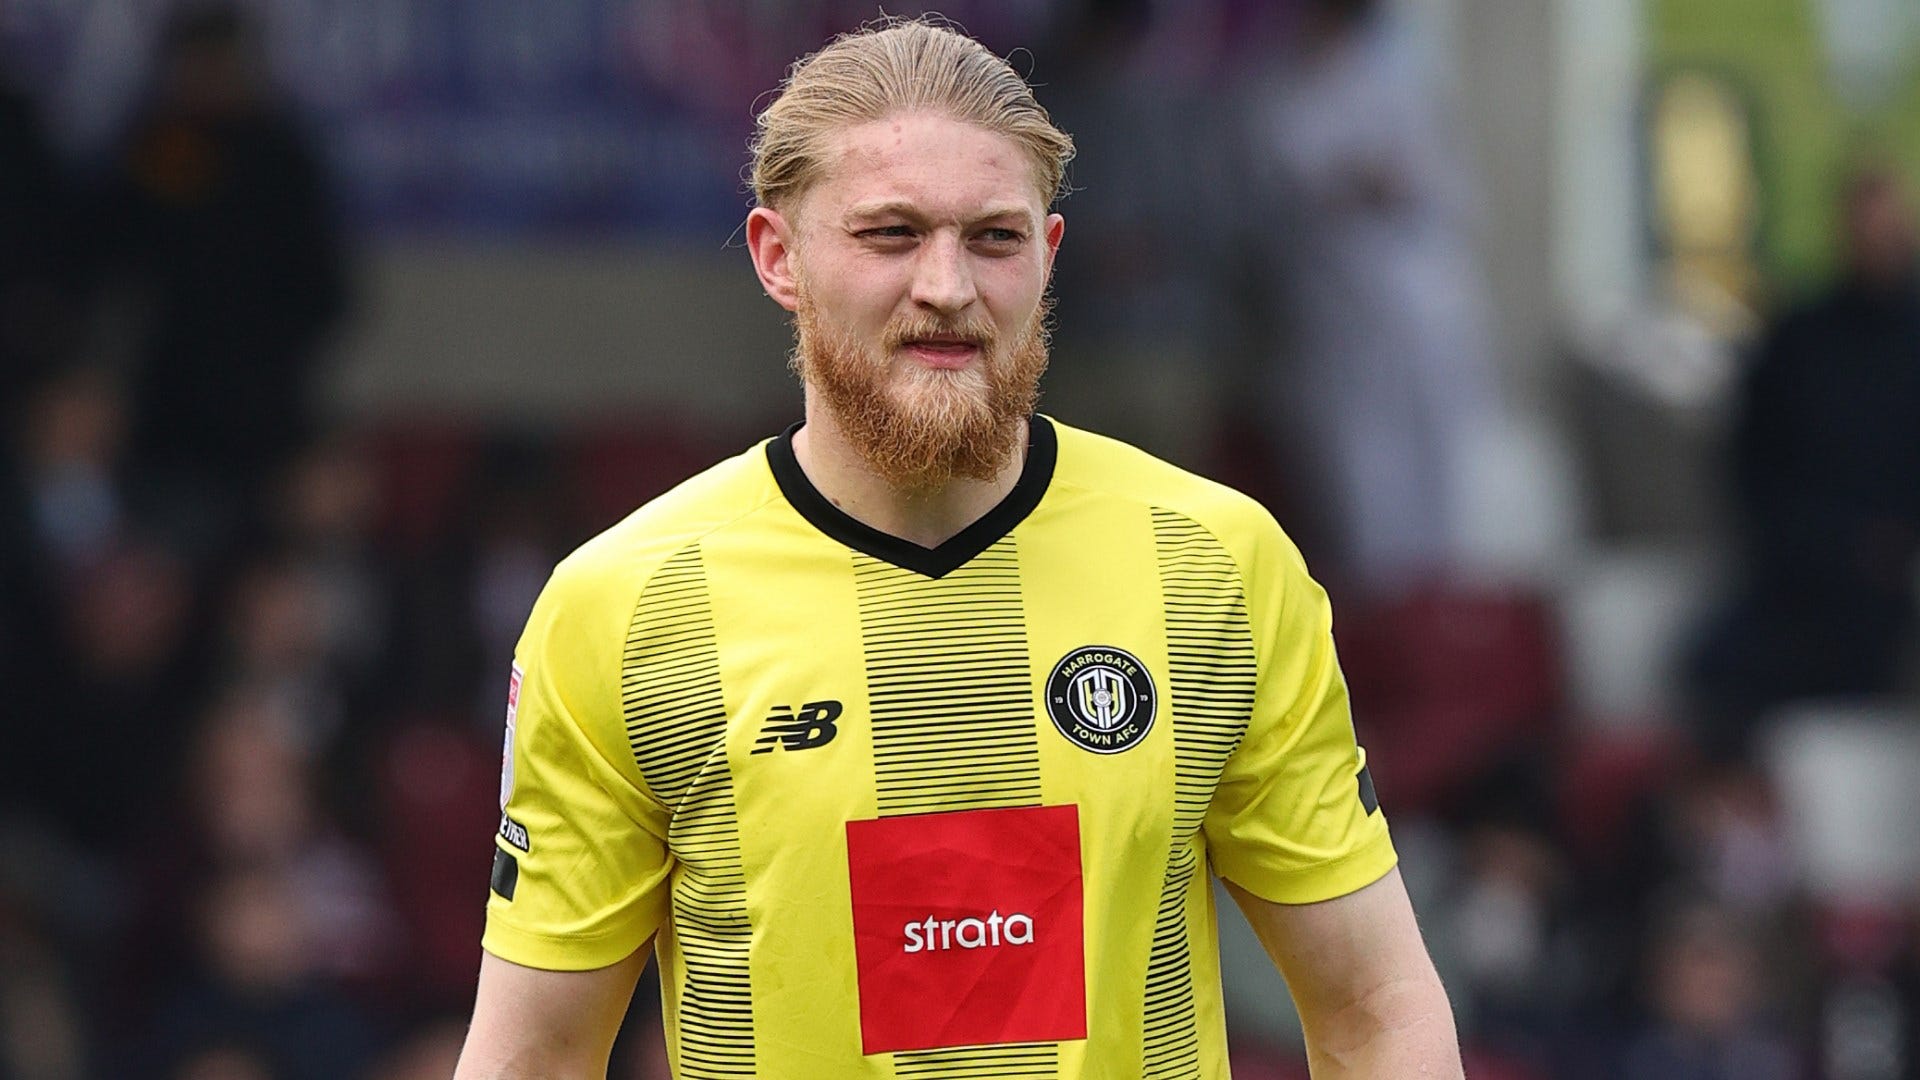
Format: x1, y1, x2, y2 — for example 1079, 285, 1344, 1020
375, 720, 501, 1007
367, 420, 482, 553
1337, 585, 1562, 813
567, 420, 736, 530
1553, 727, 1685, 866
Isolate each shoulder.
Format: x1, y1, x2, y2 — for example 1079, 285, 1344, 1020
1047, 418, 1304, 576
543, 439, 784, 614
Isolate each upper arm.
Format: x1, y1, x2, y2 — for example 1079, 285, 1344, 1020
1226, 869, 1439, 1022
1229, 868, 1460, 1080
485, 558, 673, 971
1203, 516, 1396, 904
1204, 513, 1456, 1067
455, 945, 651, 1078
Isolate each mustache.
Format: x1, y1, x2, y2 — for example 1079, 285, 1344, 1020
883, 313, 996, 352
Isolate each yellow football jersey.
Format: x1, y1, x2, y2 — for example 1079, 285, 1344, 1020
484, 416, 1395, 1078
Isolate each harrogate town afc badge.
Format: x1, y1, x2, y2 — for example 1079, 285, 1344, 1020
1045, 646, 1156, 754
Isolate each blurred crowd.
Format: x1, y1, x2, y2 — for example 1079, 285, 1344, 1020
1, 1, 1919, 1078
0, 8, 548, 1077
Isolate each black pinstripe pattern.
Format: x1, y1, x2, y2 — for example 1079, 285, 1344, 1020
623, 546, 755, 1077
1142, 510, 1258, 1079
855, 538, 1057, 1076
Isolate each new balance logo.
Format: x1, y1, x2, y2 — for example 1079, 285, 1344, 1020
751, 699, 843, 754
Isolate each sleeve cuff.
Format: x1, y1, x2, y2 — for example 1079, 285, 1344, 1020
481, 905, 660, 972
1213, 827, 1399, 906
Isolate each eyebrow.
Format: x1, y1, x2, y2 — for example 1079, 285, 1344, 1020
842, 200, 1038, 228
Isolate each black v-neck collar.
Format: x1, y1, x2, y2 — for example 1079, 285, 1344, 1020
765, 416, 1057, 579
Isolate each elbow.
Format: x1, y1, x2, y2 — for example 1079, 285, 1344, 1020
1302, 971, 1464, 1078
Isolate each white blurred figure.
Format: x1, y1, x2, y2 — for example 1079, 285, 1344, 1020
1247, 0, 1503, 597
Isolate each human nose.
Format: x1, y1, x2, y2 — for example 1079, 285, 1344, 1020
909, 231, 977, 315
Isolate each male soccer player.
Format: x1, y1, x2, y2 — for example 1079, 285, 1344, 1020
456, 18, 1460, 1079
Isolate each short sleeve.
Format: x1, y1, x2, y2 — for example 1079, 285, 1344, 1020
482, 558, 673, 970
1203, 527, 1395, 905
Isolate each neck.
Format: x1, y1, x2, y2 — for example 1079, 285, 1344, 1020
791, 401, 1029, 549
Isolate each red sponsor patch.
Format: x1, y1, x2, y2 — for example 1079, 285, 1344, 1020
845, 804, 1086, 1055
500, 664, 522, 809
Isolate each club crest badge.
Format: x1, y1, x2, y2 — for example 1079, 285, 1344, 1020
1045, 646, 1156, 754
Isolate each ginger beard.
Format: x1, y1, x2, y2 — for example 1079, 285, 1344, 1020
791, 277, 1051, 491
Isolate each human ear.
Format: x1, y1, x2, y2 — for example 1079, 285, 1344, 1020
746, 207, 802, 312
1042, 212, 1065, 277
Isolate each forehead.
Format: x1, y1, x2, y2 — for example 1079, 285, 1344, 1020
800, 112, 1047, 224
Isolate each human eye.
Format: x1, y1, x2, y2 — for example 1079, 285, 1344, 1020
972, 227, 1027, 253
855, 224, 916, 242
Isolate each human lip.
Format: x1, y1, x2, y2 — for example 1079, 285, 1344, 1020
899, 337, 981, 370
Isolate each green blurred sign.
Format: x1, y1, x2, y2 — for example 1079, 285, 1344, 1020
1649, 0, 1920, 288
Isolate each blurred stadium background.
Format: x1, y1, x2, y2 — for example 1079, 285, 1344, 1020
3, 0, 1919, 1076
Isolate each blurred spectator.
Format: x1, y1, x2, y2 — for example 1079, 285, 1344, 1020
1657, 764, 1794, 919
120, 692, 401, 1040
400, 438, 576, 723
0, 369, 129, 722
463, 447, 571, 681
371, 723, 497, 1010
0, 73, 80, 411
1435, 820, 1581, 1062
143, 866, 377, 1080
220, 557, 350, 751
271, 437, 392, 685
0, 885, 88, 1080
1602, 763, 1797, 1019
7, 538, 202, 850
3, 369, 138, 579
1806, 902, 1914, 1080
264, 435, 405, 812
0, 369, 214, 850
185, 696, 399, 985
1617, 901, 1798, 1080
1243, 0, 1502, 597
1041, 0, 1242, 463
1688, 165, 1920, 757
90, 2, 348, 520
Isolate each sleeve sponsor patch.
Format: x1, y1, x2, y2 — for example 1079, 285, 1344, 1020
498, 813, 531, 853
500, 663, 522, 810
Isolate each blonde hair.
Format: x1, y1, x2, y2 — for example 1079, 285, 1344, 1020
749, 17, 1074, 212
